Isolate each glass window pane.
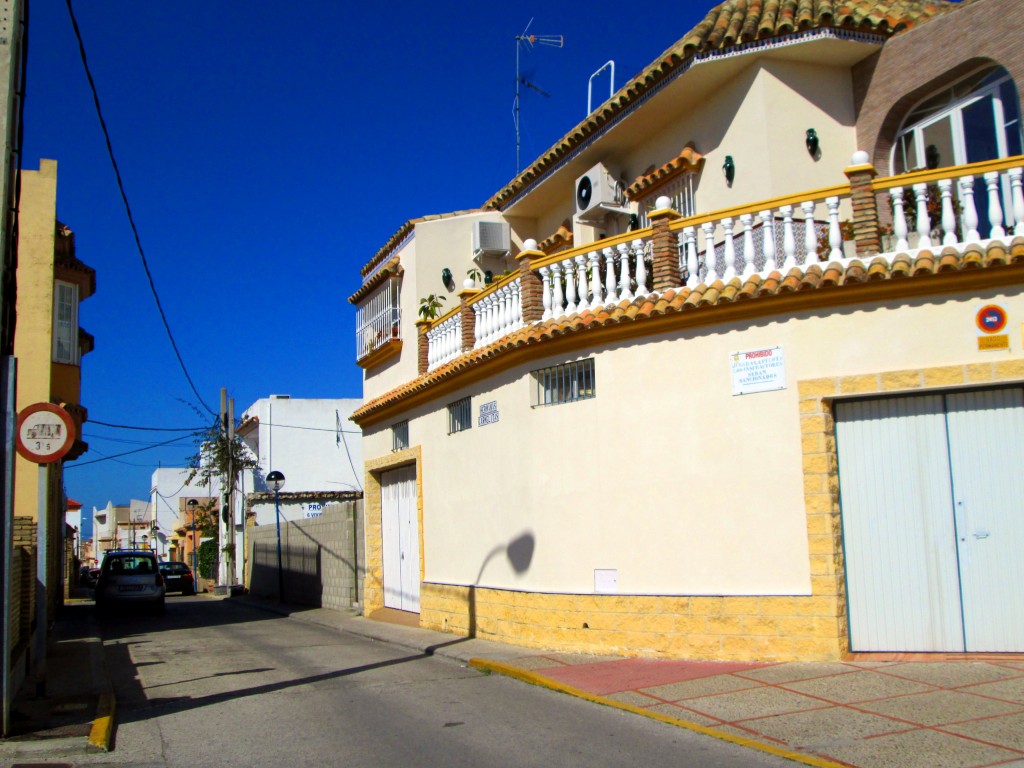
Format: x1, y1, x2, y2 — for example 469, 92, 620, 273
1000, 81, 1023, 157
921, 117, 955, 169
962, 97, 999, 164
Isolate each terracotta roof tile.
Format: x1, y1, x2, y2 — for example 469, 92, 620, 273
352, 239, 1024, 426
348, 257, 403, 304
627, 143, 705, 201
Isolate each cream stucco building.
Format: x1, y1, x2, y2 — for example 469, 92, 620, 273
350, 0, 1024, 660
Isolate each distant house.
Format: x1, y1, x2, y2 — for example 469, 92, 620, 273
349, 0, 1024, 659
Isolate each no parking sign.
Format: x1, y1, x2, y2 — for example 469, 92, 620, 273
975, 304, 1009, 351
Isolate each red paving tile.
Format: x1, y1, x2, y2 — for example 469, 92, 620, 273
534, 658, 772, 696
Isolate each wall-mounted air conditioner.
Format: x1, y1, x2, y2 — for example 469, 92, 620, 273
473, 221, 511, 259
575, 163, 629, 221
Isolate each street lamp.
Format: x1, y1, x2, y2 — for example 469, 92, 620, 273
187, 499, 199, 581
266, 471, 285, 601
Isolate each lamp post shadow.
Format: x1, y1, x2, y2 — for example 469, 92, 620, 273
468, 531, 534, 639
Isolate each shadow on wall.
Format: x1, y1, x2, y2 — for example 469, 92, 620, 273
250, 542, 324, 607
468, 531, 535, 638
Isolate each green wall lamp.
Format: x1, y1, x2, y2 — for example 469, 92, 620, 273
723, 155, 735, 186
441, 267, 453, 288
806, 128, 819, 157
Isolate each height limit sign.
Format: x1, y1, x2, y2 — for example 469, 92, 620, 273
16, 402, 76, 464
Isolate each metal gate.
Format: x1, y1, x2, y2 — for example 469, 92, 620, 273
835, 388, 1024, 652
381, 465, 420, 613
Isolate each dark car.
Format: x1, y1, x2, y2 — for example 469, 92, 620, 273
80, 565, 99, 588
159, 561, 195, 596
94, 549, 165, 614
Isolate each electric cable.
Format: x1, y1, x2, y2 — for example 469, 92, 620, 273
65, 434, 194, 469
88, 419, 202, 432
64, 0, 215, 416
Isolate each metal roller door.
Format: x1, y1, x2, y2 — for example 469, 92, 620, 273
835, 388, 1024, 652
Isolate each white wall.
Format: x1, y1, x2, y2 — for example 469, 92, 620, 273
240, 396, 362, 495
364, 287, 1024, 596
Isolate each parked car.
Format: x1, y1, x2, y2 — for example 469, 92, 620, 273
94, 549, 165, 614
159, 561, 195, 596
81, 566, 100, 588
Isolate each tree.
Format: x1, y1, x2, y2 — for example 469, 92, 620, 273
185, 415, 260, 577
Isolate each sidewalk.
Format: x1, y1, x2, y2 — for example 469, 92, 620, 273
4, 591, 1024, 768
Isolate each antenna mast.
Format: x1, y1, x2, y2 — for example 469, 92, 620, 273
514, 19, 563, 175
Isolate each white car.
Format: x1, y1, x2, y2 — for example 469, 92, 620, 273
94, 550, 165, 614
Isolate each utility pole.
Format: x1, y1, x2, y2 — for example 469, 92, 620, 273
218, 389, 237, 587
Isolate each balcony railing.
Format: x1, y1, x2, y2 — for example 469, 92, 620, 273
421, 155, 1024, 373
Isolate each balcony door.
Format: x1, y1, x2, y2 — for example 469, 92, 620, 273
381, 465, 420, 613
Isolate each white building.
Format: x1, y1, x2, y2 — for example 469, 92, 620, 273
238, 395, 363, 527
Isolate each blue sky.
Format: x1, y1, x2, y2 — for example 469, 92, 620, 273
23, 1, 707, 522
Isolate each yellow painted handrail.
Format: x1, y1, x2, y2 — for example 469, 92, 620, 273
529, 226, 656, 271
873, 154, 1024, 190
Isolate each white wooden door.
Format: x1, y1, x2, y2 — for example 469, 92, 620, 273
381, 465, 420, 613
836, 388, 1024, 652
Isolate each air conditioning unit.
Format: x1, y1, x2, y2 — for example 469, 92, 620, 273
473, 221, 510, 259
575, 163, 629, 221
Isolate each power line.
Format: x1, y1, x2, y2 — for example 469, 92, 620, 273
88, 419, 202, 432
65, 434, 194, 469
64, 0, 215, 416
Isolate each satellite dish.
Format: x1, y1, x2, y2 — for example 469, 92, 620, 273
576, 175, 593, 211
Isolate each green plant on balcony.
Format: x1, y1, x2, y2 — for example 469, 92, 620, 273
418, 294, 446, 320
465, 268, 483, 287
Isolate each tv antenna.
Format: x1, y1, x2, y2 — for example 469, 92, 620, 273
514, 19, 563, 175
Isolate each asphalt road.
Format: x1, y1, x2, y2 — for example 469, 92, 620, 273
73, 596, 794, 768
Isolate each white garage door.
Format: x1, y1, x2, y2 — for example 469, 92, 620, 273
835, 388, 1024, 652
381, 465, 420, 613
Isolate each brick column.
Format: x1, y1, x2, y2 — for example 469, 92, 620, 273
648, 202, 682, 292
415, 318, 432, 376
517, 241, 545, 324
845, 155, 880, 257
458, 288, 480, 352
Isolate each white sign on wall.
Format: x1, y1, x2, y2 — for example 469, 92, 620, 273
731, 346, 786, 396
478, 400, 499, 426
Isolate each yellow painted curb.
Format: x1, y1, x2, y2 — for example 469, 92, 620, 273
87, 691, 115, 752
469, 659, 846, 768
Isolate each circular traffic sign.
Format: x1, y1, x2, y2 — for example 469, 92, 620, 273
976, 304, 1007, 334
16, 403, 76, 464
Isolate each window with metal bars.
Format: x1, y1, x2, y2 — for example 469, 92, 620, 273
532, 359, 595, 407
391, 420, 409, 452
447, 397, 472, 434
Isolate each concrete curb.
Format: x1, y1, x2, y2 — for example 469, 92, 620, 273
468, 659, 847, 768
87, 691, 115, 752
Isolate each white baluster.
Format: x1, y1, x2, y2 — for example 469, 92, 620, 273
603, 246, 618, 304
826, 196, 842, 261
958, 177, 979, 242
496, 287, 508, 338
702, 222, 717, 282
912, 183, 932, 249
617, 242, 633, 300
478, 295, 490, 345
551, 262, 565, 317
984, 171, 1006, 239
563, 258, 577, 313
740, 214, 755, 277
539, 266, 552, 321
587, 251, 603, 308
890, 187, 909, 251
684, 227, 699, 288
801, 201, 818, 263
780, 205, 797, 270
1009, 168, 1024, 236
511, 279, 522, 329
574, 255, 589, 312
721, 218, 736, 281
760, 210, 777, 272
633, 239, 648, 296
473, 303, 483, 348
938, 179, 957, 245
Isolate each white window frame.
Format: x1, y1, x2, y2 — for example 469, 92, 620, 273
892, 66, 1021, 173
53, 280, 79, 365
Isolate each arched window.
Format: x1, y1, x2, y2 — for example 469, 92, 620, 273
892, 66, 1022, 173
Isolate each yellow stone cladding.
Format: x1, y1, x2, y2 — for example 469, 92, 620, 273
366, 359, 1023, 661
